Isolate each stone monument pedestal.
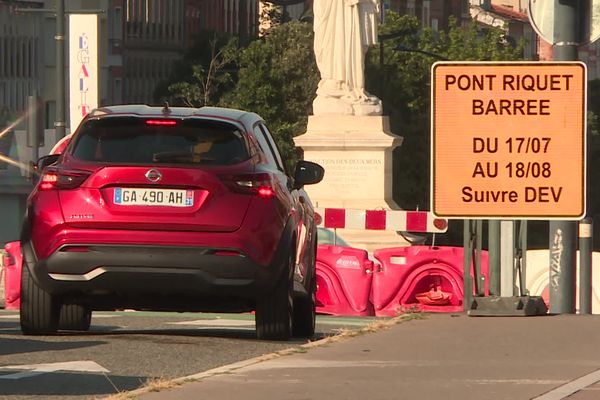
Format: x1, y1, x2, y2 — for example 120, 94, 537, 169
294, 115, 407, 252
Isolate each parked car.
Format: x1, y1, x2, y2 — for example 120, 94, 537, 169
317, 227, 351, 247
21, 104, 324, 340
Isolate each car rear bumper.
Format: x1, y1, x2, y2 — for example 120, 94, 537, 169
21, 238, 292, 311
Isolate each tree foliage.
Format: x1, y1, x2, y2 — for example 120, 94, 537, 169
366, 14, 524, 213
155, 32, 239, 107
363, 13, 525, 245
222, 21, 319, 171
586, 80, 600, 244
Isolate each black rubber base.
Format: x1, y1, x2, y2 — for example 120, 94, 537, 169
468, 296, 548, 316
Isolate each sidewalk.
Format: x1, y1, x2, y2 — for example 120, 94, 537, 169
132, 313, 600, 400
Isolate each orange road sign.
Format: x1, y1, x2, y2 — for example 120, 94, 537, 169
431, 62, 586, 219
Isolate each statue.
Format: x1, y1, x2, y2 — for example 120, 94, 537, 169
313, 0, 382, 116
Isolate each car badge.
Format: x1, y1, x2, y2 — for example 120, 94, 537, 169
145, 169, 162, 183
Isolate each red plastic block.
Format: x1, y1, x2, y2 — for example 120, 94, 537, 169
372, 246, 489, 315
315, 244, 375, 316
3, 241, 22, 310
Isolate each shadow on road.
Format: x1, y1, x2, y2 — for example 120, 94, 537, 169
0, 337, 106, 356
0, 371, 145, 397
68, 326, 328, 344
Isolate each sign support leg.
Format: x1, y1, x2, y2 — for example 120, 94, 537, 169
549, 0, 579, 314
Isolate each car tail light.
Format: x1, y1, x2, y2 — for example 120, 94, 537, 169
146, 119, 177, 126
39, 168, 91, 190
221, 173, 276, 198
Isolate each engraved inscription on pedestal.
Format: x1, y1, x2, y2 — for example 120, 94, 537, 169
308, 155, 385, 201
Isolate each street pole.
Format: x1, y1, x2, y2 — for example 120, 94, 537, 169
579, 218, 593, 314
500, 221, 515, 297
463, 220, 473, 311
488, 220, 501, 296
549, 0, 578, 314
55, 0, 66, 138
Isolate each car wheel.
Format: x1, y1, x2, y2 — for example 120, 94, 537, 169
59, 304, 92, 331
255, 249, 294, 341
20, 261, 60, 335
292, 275, 316, 338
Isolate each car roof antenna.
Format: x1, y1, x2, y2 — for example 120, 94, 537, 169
162, 102, 171, 115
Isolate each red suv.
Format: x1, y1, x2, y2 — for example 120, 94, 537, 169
20, 105, 324, 340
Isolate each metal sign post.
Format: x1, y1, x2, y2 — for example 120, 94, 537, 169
530, 0, 600, 46
548, 0, 580, 315
500, 221, 515, 297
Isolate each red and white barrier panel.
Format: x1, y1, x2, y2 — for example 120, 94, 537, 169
314, 208, 448, 233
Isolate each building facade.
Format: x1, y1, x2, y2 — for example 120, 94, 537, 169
470, 0, 600, 79
0, 0, 261, 244
387, 0, 471, 30
0, 1, 44, 120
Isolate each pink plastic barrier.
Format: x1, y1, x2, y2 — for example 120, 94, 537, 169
372, 246, 489, 316
3, 241, 22, 310
315, 244, 375, 316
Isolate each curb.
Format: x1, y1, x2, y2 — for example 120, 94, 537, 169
104, 313, 419, 399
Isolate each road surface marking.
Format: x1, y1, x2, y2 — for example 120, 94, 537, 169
0, 361, 110, 380
532, 368, 600, 400
168, 319, 255, 327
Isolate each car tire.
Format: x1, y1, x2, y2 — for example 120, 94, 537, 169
59, 304, 92, 331
20, 262, 60, 335
292, 275, 316, 338
255, 249, 294, 341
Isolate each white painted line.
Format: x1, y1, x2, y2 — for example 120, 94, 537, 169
532, 369, 600, 400
168, 319, 255, 327
317, 319, 373, 327
0, 361, 109, 380
0, 313, 120, 319
111, 335, 338, 399
168, 317, 373, 328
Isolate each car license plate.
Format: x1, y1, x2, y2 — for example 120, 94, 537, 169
114, 188, 194, 207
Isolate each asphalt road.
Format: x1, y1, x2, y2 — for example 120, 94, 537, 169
0, 309, 378, 400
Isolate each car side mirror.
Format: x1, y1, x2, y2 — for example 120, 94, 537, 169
37, 154, 60, 171
294, 160, 324, 189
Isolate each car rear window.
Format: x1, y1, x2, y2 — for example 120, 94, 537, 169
71, 116, 249, 165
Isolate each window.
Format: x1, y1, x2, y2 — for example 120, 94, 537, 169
406, 0, 415, 16
258, 123, 285, 172
252, 123, 278, 168
0, 130, 13, 170
45, 101, 55, 129
523, 25, 536, 60
72, 117, 249, 165
112, 78, 122, 104
114, 7, 123, 38
422, 0, 431, 27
